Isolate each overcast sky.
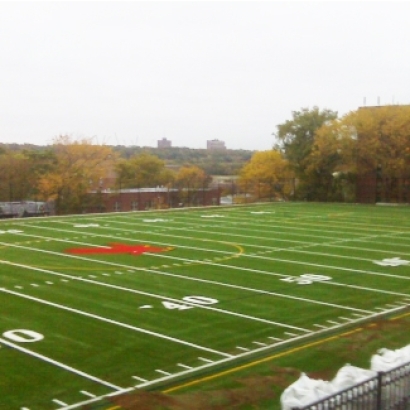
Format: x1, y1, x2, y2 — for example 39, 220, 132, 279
1, 1, 409, 151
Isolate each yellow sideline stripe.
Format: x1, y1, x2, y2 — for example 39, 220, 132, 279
162, 327, 363, 394
163, 310, 410, 394
390, 311, 410, 321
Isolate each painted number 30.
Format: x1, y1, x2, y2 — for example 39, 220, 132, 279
162, 295, 218, 311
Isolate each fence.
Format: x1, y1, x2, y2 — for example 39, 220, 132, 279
292, 360, 410, 410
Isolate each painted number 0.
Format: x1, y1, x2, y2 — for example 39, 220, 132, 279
2, 329, 44, 343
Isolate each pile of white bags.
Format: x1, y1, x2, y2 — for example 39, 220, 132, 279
280, 365, 376, 410
281, 344, 410, 410
370, 345, 410, 372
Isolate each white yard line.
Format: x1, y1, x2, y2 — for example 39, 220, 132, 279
0, 257, 312, 332
0, 287, 233, 358
99, 214, 410, 255
38, 220, 410, 282
0, 337, 124, 391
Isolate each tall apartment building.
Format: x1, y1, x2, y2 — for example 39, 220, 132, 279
206, 139, 226, 150
157, 138, 172, 148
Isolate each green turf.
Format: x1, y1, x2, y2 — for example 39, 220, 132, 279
1, 202, 410, 409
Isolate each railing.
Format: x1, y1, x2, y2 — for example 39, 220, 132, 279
292, 360, 410, 410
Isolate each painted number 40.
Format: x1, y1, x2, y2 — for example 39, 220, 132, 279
280, 274, 331, 285
162, 296, 218, 310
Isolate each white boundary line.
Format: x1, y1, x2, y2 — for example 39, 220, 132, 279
0, 337, 126, 391
35, 219, 410, 282
0, 287, 233, 358
0, 257, 313, 331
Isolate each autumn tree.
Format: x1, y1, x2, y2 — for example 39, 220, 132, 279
323, 105, 410, 202
175, 165, 211, 205
275, 107, 338, 199
115, 152, 174, 189
37, 135, 116, 214
0, 148, 55, 202
238, 150, 294, 200
304, 119, 357, 201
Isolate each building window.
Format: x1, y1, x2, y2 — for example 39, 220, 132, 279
114, 201, 121, 212
131, 201, 138, 211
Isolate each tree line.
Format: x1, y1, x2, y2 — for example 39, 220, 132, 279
1, 104, 409, 213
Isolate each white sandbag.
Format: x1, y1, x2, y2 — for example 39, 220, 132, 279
370, 346, 410, 372
280, 373, 336, 410
331, 364, 376, 390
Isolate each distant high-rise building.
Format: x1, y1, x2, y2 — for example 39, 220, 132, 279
207, 139, 226, 150
157, 138, 172, 148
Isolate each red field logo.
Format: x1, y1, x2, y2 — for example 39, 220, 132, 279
65, 243, 173, 256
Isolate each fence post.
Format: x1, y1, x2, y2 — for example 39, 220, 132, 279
376, 371, 383, 410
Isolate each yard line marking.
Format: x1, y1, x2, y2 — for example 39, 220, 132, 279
0, 258, 313, 332
198, 357, 213, 363
339, 317, 352, 321
30, 284, 39, 287
53, 399, 68, 406
132, 376, 148, 382
313, 324, 328, 329
95, 214, 410, 263
80, 391, 96, 398
12, 225, 410, 298
5, 227, 409, 320
236, 346, 250, 351
156, 369, 172, 376
0, 287, 232, 358
327, 320, 340, 325
177, 363, 193, 369
252, 341, 267, 347
268, 336, 282, 341
284, 332, 299, 337
0, 337, 123, 391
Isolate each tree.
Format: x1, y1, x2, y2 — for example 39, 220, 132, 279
306, 119, 357, 201
238, 150, 294, 200
175, 165, 210, 205
275, 107, 338, 199
335, 105, 410, 202
37, 135, 116, 214
0, 149, 53, 202
115, 152, 174, 189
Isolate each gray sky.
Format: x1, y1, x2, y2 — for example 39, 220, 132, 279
1, 1, 409, 151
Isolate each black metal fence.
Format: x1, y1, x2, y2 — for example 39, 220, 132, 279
292, 361, 410, 410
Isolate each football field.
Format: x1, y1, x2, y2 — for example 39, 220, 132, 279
1, 202, 410, 409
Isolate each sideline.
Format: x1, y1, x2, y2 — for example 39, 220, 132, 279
162, 311, 410, 394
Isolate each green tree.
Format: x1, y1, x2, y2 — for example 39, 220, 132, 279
275, 107, 338, 199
